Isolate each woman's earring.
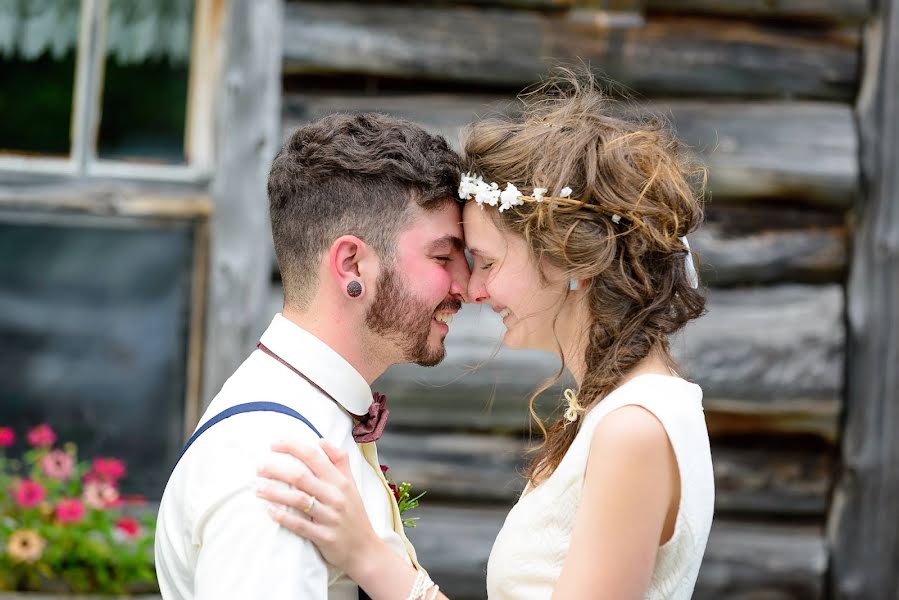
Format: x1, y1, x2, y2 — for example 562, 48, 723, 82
347, 281, 363, 298
569, 278, 579, 291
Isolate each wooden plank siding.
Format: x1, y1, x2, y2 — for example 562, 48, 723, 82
828, 0, 899, 596
406, 505, 828, 599
271, 1, 872, 596
202, 0, 283, 409
378, 431, 835, 516
646, 0, 870, 25
283, 94, 859, 208
283, 2, 860, 100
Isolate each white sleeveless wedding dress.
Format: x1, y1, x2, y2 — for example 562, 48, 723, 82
486, 374, 715, 599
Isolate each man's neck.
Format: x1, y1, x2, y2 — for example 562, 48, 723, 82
281, 306, 389, 385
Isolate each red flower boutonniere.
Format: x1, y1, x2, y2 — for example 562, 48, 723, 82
380, 464, 425, 528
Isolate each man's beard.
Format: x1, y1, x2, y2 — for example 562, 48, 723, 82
364, 265, 459, 367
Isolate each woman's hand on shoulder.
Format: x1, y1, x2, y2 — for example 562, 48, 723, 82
553, 405, 679, 600
255, 439, 383, 577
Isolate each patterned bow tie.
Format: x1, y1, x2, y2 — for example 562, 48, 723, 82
352, 392, 389, 443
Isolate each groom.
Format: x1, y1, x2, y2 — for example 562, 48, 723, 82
155, 113, 469, 598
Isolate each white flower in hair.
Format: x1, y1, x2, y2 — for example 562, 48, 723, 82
560, 186, 572, 198
532, 187, 547, 202
499, 183, 525, 212
475, 181, 500, 208
458, 173, 480, 200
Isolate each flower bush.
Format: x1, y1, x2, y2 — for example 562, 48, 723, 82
0, 424, 157, 594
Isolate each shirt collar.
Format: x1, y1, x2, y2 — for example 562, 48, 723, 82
258, 314, 373, 416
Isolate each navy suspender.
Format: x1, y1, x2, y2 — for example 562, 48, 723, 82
171, 401, 372, 599
173, 401, 323, 471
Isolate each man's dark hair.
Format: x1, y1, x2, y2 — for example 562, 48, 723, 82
268, 112, 462, 309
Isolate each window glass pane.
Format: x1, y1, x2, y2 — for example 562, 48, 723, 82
96, 0, 194, 164
0, 0, 80, 156
0, 216, 195, 498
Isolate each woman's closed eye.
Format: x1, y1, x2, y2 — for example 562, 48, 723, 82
433, 255, 452, 264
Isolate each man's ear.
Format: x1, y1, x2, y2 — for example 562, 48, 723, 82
329, 235, 378, 299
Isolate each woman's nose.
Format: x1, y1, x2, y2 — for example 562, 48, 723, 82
468, 274, 489, 304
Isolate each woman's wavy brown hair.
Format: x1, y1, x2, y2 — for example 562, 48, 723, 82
460, 71, 707, 485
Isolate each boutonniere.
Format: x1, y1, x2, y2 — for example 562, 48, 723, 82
380, 464, 425, 528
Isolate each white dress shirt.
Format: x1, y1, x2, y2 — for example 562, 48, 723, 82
155, 314, 413, 599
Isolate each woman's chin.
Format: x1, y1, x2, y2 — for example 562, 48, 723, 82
501, 328, 531, 351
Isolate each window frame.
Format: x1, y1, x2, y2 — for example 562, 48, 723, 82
0, 0, 221, 182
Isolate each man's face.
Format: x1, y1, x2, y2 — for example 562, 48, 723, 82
365, 201, 470, 366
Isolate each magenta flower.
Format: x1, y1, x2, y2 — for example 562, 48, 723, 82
115, 516, 141, 539
55, 498, 86, 524
40, 450, 75, 480
12, 479, 46, 508
26, 424, 56, 448
91, 457, 126, 482
0, 426, 14, 448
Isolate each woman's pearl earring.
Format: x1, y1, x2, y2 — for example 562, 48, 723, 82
569, 279, 580, 291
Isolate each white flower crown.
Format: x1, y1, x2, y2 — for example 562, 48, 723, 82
458, 173, 699, 289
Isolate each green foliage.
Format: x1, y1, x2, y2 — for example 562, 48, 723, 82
0, 426, 157, 594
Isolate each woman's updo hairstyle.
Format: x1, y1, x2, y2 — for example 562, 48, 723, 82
460, 70, 707, 485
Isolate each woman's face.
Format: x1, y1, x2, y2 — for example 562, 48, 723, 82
463, 202, 569, 352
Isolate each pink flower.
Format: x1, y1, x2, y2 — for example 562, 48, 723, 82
40, 450, 75, 480
55, 498, 86, 524
12, 479, 46, 508
380, 464, 389, 474
0, 427, 14, 448
91, 457, 126, 481
115, 516, 141, 539
26, 424, 56, 448
83, 480, 120, 509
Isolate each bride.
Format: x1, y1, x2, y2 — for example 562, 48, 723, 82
255, 73, 715, 599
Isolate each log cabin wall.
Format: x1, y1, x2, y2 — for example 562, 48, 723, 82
273, 1, 870, 597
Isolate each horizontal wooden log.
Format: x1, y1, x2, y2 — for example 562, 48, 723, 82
695, 205, 847, 285
0, 182, 212, 219
352, 0, 577, 9
406, 504, 826, 599
283, 3, 859, 100
264, 284, 843, 440
378, 431, 834, 516
283, 94, 858, 208
647, 0, 869, 24
665, 101, 858, 207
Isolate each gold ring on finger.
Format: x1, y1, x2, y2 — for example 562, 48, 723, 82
303, 495, 316, 514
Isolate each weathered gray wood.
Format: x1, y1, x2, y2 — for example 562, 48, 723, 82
694, 205, 847, 286
407, 505, 827, 599
265, 284, 844, 439
202, 0, 282, 411
379, 431, 834, 516
283, 94, 858, 208
0, 181, 211, 219
283, 3, 859, 100
828, 2, 899, 597
663, 101, 858, 208
694, 521, 827, 599
380, 0, 576, 8
647, 0, 869, 24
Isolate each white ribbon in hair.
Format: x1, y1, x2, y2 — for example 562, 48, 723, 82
680, 236, 699, 289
